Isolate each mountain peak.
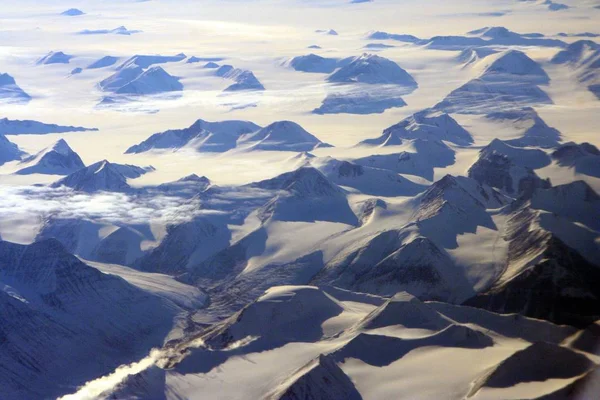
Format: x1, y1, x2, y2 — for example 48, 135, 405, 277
369, 109, 473, 146
238, 120, 331, 152
327, 53, 417, 86
16, 139, 84, 175
51, 160, 151, 192
483, 50, 550, 84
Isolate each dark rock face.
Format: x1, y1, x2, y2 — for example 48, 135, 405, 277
468, 151, 550, 196
469, 152, 515, 193
0, 239, 177, 400
465, 206, 600, 328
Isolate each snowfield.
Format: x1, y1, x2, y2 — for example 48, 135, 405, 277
0, 0, 599, 399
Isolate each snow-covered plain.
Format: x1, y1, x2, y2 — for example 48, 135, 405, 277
1, 0, 600, 399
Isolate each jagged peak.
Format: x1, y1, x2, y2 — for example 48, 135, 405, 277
177, 173, 210, 183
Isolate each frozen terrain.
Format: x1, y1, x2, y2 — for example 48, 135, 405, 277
0, 0, 599, 399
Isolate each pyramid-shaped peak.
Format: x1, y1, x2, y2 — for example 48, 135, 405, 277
484, 50, 550, 83
50, 139, 74, 154
0, 73, 17, 85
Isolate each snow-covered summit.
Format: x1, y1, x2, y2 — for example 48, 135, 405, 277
78, 26, 141, 35
456, 47, 498, 67
435, 50, 552, 114
114, 66, 183, 95
551, 39, 599, 65
287, 54, 339, 73
551, 142, 600, 178
551, 40, 600, 99
0, 117, 96, 135
51, 160, 153, 193
529, 181, 600, 230
266, 354, 361, 400
16, 139, 84, 175
252, 167, 357, 224
125, 118, 261, 153
487, 107, 562, 148
37, 51, 73, 65
468, 148, 550, 196
61, 8, 84, 16
116, 53, 186, 70
0, 133, 22, 166
253, 166, 343, 198
217, 67, 265, 91
0, 73, 31, 104
481, 50, 550, 84
361, 109, 473, 146
416, 174, 509, 218
311, 156, 426, 197
205, 286, 344, 348
87, 55, 119, 69
327, 53, 417, 86
238, 121, 332, 152
0, 238, 179, 399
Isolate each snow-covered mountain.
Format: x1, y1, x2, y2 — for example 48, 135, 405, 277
3, 4, 600, 400
127, 119, 328, 153
114, 66, 183, 95
314, 233, 471, 301
251, 166, 358, 225
125, 119, 261, 153
116, 53, 186, 70
354, 139, 455, 180
286, 54, 339, 73
552, 142, 600, 178
551, 40, 600, 99
456, 47, 497, 67
86, 55, 119, 69
480, 138, 551, 169
366, 30, 421, 43
216, 66, 265, 91
313, 89, 407, 114
15, 139, 84, 175
487, 107, 562, 148
467, 342, 592, 398
360, 109, 473, 146
435, 50, 553, 113
87, 226, 148, 265
133, 215, 231, 274
0, 239, 180, 400
368, 26, 566, 50
266, 354, 362, 400
465, 197, 600, 326
154, 174, 211, 196
0, 133, 23, 165
311, 156, 426, 196
78, 26, 140, 35
109, 284, 594, 400
51, 160, 154, 193
0, 73, 31, 104
468, 144, 550, 196
327, 53, 417, 86
237, 121, 332, 151
0, 117, 96, 135
61, 8, 85, 16
36, 51, 73, 65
